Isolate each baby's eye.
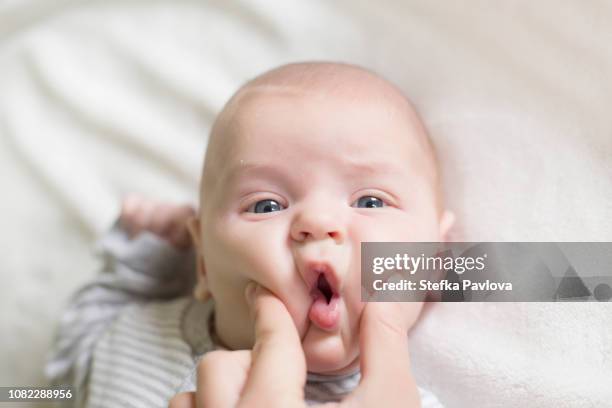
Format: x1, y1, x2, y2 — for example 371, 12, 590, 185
352, 196, 385, 209
247, 199, 285, 214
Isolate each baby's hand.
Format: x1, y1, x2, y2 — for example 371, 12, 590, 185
120, 194, 196, 250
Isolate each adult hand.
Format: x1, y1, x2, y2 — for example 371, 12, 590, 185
340, 301, 422, 408
169, 286, 422, 408
169, 283, 307, 408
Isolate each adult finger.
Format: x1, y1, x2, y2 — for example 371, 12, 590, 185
238, 283, 306, 408
196, 350, 251, 408
168, 392, 195, 408
356, 302, 422, 406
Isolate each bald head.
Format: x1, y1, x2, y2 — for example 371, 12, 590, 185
243, 62, 410, 100
222, 62, 427, 131
201, 62, 442, 214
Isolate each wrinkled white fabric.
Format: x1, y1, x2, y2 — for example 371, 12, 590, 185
1, 1, 610, 407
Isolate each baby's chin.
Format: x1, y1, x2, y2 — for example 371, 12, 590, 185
301, 325, 359, 375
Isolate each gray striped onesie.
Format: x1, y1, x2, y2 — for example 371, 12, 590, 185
45, 223, 443, 407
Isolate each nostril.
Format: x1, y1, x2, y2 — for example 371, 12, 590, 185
317, 273, 333, 304
328, 231, 343, 244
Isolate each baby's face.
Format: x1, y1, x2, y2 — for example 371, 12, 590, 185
198, 88, 444, 374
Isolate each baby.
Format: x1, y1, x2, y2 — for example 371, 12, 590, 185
46, 62, 454, 407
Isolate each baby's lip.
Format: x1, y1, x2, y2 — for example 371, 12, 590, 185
303, 261, 342, 331
304, 261, 340, 302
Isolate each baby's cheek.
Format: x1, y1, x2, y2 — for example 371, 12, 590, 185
216, 222, 312, 335
347, 280, 366, 320
285, 300, 311, 338
348, 215, 401, 242
211, 221, 278, 278
349, 211, 440, 242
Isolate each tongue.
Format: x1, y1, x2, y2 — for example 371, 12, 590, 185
308, 291, 340, 331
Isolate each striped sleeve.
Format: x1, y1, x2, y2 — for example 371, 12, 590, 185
86, 298, 196, 408
44, 221, 195, 407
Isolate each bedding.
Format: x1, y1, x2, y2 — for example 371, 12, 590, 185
1, 1, 610, 407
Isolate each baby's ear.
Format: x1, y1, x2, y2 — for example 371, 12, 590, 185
186, 216, 211, 302
439, 210, 455, 242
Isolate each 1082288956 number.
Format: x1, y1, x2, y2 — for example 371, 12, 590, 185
1, 387, 73, 401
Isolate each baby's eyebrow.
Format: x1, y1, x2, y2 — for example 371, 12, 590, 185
342, 160, 383, 175
340, 159, 405, 177
225, 160, 404, 185
224, 162, 284, 184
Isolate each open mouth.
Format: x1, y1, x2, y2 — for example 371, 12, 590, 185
308, 266, 341, 331
317, 273, 334, 304
307, 262, 339, 303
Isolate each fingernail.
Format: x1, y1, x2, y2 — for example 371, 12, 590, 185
245, 282, 257, 306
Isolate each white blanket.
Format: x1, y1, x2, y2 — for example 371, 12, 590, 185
1, 1, 610, 407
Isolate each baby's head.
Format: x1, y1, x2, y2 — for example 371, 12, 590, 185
188, 62, 454, 375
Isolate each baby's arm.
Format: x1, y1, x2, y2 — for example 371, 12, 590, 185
45, 196, 196, 400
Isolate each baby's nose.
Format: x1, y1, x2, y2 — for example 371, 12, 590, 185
290, 205, 345, 244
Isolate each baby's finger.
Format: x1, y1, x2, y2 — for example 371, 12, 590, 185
168, 206, 197, 249
196, 350, 251, 408
121, 196, 156, 237
120, 194, 141, 219
149, 204, 176, 237
120, 194, 143, 235
239, 283, 306, 407
169, 227, 193, 249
